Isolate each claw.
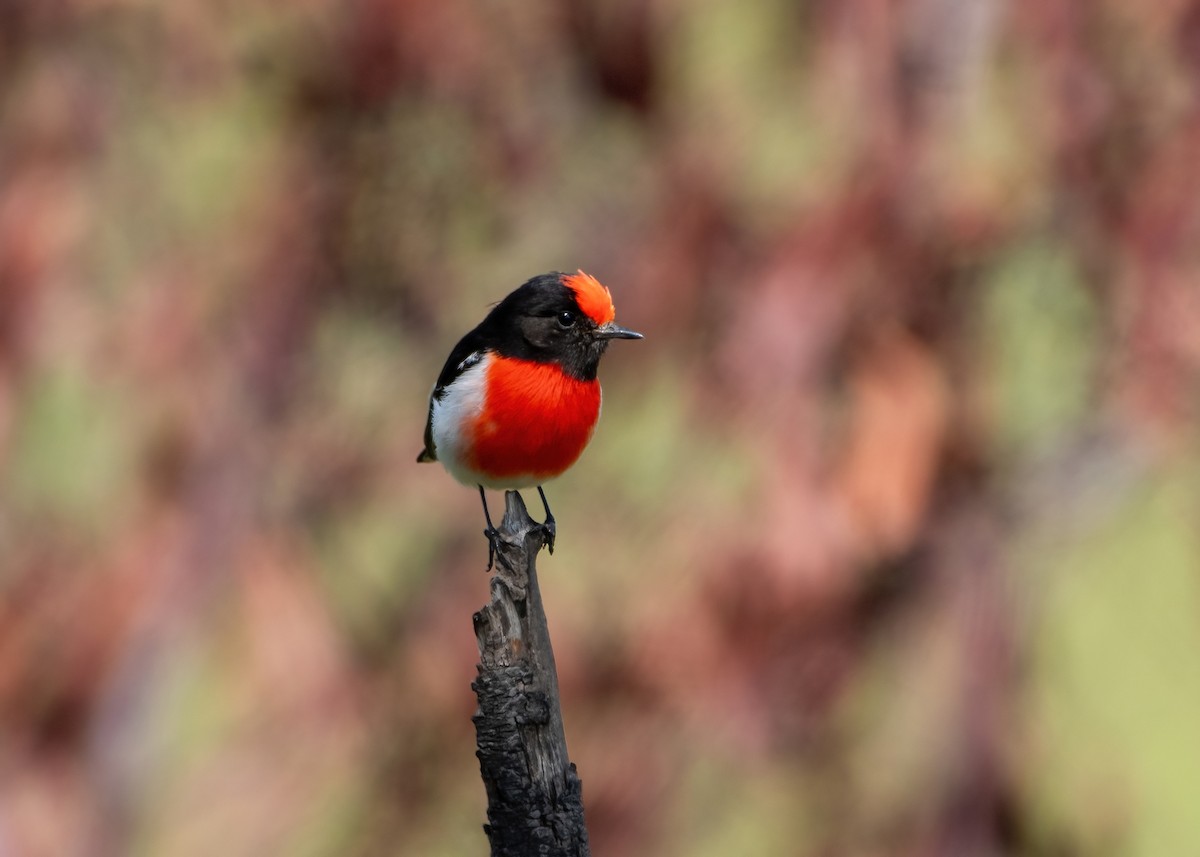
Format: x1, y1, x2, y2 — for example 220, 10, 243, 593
536, 485, 556, 555
479, 486, 501, 572
483, 526, 499, 572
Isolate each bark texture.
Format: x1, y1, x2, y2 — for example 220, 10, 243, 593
471, 491, 590, 857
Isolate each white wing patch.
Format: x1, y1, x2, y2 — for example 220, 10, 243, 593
456, 351, 484, 373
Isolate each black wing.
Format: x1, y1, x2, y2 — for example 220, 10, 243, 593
416, 328, 489, 463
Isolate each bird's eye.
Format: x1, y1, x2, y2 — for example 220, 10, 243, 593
557, 311, 576, 328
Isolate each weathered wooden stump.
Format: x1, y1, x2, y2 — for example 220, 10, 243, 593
471, 491, 590, 857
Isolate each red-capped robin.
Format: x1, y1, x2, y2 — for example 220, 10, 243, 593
418, 270, 642, 568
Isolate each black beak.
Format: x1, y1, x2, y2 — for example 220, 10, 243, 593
596, 322, 644, 341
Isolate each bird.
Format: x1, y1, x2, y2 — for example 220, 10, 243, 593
417, 270, 643, 569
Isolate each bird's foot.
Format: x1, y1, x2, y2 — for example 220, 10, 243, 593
483, 526, 500, 572
541, 514, 556, 555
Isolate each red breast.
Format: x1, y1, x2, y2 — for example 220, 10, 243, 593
466, 355, 601, 481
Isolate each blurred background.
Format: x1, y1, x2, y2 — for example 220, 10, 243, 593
3, 0, 1200, 855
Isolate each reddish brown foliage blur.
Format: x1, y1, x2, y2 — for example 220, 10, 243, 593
2, 1, 1200, 856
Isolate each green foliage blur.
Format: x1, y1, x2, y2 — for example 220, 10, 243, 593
3, 1, 1200, 855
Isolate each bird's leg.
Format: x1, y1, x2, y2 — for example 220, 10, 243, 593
536, 485, 556, 554
478, 485, 499, 572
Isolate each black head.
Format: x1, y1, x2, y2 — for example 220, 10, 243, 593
480, 272, 642, 381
